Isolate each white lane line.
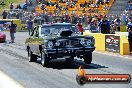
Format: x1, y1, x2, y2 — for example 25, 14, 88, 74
93, 51, 132, 60
0, 71, 24, 88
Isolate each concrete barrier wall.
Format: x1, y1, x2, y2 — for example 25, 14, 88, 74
83, 31, 129, 55
120, 35, 129, 55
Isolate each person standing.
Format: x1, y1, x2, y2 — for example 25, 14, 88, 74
10, 3, 14, 9
76, 20, 83, 33
121, 13, 127, 25
99, 16, 110, 34
9, 21, 17, 43
87, 18, 99, 33
127, 17, 132, 53
27, 19, 33, 35
114, 17, 121, 31
16, 12, 20, 19
2, 10, 8, 19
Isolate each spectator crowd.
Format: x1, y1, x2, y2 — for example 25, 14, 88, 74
1, 0, 131, 34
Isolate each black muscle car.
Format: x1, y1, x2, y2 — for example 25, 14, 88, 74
25, 23, 95, 67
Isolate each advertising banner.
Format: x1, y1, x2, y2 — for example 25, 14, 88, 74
105, 35, 120, 53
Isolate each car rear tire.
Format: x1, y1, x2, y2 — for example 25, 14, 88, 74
41, 51, 49, 67
83, 52, 92, 64
28, 48, 37, 62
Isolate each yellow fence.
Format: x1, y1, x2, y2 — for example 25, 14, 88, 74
83, 31, 129, 55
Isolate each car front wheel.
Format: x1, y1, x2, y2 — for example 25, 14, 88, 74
41, 51, 49, 67
83, 52, 92, 64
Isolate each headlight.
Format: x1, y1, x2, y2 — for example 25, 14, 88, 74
47, 41, 53, 48
80, 39, 92, 46
80, 40, 85, 45
86, 40, 92, 46
55, 41, 61, 46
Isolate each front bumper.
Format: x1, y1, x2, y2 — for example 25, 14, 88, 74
44, 47, 95, 58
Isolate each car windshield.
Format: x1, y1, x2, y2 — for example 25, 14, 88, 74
41, 25, 78, 35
